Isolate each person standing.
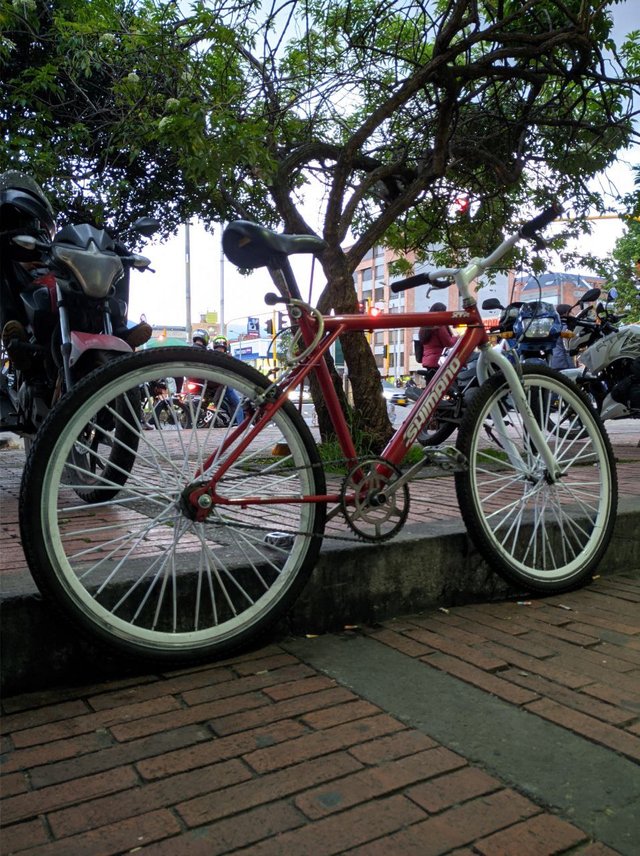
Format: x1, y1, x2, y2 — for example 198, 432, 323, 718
418, 302, 456, 374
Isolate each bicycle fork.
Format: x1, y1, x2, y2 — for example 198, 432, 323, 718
477, 346, 562, 482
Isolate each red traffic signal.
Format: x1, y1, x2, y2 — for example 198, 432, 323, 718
454, 195, 471, 217
369, 305, 382, 317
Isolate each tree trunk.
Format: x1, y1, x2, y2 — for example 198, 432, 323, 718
313, 248, 393, 454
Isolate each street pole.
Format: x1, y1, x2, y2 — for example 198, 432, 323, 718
220, 224, 225, 336
185, 221, 192, 343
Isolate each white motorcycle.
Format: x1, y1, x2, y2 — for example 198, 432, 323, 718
565, 289, 640, 420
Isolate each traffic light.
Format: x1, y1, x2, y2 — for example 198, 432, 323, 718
265, 319, 274, 336
357, 299, 367, 314
277, 311, 285, 330
369, 304, 382, 317
454, 195, 471, 217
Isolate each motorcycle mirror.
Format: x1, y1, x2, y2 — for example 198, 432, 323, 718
578, 287, 601, 305
131, 217, 160, 237
482, 298, 503, 310
12, 234, 37, 251
607, 287, 618, 300
131, 254, 152, 269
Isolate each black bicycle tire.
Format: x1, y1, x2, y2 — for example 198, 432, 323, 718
454, 365, 617, 593
20, 348, 327, 663
417, 412, 457, 446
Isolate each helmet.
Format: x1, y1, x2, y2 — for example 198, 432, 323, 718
212, 335, 228, 352
0, 171, 56, 261
192, 328, 210, 347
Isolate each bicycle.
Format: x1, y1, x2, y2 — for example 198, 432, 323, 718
19, 204, 618, 663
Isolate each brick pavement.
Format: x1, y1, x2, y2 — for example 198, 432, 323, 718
1, 421, 638, 853
1, 573, 639, 855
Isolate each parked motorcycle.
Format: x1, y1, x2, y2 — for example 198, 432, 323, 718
0, 176, 158, 499
399, 294, 578, 445
565, 289, 640, 420
178, 378, 236, 428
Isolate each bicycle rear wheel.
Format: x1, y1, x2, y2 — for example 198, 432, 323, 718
20, 349, 326, 662
455, 366, 617, 592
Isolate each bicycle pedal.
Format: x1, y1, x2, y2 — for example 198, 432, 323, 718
421, 445, 468, 471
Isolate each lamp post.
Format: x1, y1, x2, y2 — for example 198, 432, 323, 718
185, 221, 192, 343
219, 224, 226, 337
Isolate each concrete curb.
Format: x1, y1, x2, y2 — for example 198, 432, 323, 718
2, 500, 638, 695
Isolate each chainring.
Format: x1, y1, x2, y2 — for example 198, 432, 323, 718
340, 457, 410, 542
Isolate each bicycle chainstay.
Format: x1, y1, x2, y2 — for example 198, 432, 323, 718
204, 445, 467, 545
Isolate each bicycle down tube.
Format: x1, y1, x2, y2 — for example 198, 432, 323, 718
196, 305, 488, 512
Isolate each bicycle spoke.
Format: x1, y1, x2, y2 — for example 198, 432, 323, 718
456, 366, 616, 591
21, 349, 326, 660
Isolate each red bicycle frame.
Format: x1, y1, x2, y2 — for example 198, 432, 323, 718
190, 303, 489, 518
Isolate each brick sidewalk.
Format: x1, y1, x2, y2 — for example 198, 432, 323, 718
2, 574, 639, 855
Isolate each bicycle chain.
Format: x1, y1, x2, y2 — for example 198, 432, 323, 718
206, 453, 413, 545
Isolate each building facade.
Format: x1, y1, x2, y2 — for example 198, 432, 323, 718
352, 247, 510, 380
510, 272, 605, 307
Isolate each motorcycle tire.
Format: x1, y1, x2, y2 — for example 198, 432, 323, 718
152, 398, 191, 429
69, 353, 141, 504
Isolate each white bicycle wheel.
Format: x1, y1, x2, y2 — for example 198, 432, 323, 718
455, 365, 617, 592
20, 349, 326, 662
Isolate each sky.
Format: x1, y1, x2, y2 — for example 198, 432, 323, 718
127, 0, 639, 333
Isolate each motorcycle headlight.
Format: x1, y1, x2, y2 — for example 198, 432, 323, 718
53, 242, 124, 298
522, 317, 554, 338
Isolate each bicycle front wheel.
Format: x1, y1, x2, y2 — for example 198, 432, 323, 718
455, 366, 617, 592
20, 349, 326, 663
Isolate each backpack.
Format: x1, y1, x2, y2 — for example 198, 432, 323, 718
415, 326, 435, 361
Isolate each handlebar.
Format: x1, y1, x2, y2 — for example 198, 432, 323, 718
519, 202, 563, 239
389, 202, 563, 295
390, 272, 453, 294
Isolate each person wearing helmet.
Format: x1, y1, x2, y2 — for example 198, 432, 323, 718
212, 335, 228, 353
192, 328, 210, 349
0, 171, 57, 364
211, 334, 243, 423
417, 302, 457, 372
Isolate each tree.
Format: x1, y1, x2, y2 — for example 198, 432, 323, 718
599, 218, 640, 321
2, 0, 639, 448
